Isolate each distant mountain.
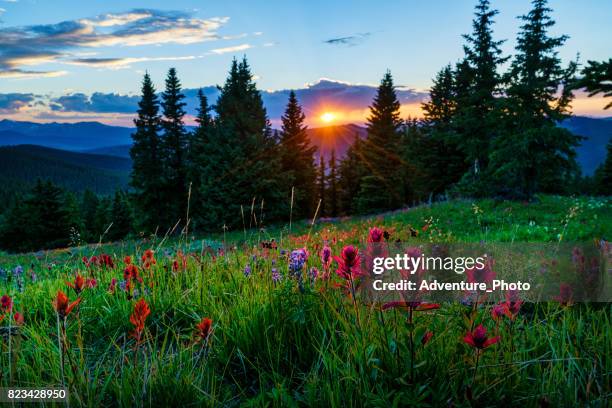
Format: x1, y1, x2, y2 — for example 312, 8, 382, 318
81, 124, 369, 162
306, 124, 367, 162
1, 117, 609, 176
84, 144, 132, 158
0, 119, 133, 151
559, 116, 612, 176
0, 145, 131, 198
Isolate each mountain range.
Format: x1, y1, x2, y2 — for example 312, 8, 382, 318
0, 116, 609, 200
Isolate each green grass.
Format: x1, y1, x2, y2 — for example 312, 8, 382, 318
0, 195, 610, 406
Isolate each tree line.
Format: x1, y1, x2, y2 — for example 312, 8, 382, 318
0, 0, 610, 253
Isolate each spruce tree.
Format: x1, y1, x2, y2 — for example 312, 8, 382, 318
198, 57, 285, 230
190, 89, 214, 229
356, 71, 403, 213
130, 73, 163, 233
160, 68, 188, 228
279, 91, 318, 218
420, 65, 468, 196
93, 196, 112, 240
327, 150, 339, 217
454, 0, 507, 189
0, 180, 76, 252
490, 0, 580, 197
338, 135, 365, 214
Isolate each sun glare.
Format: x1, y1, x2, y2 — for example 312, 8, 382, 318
320, 112, 336, 123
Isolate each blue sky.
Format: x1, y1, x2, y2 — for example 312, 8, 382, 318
0, 0, 610, 125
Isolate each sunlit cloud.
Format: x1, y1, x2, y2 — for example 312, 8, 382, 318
0, 69, 68, 79
0, 9, 230, 76
210, 44, 252, 55
66, 55, 198, 69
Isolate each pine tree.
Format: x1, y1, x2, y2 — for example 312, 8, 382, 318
490, 0, 580, 197
0, 180, 76, 252
316, 155, 326, 216
198, 57, 285, 230
454, 0, 508, 188
130, 73, 163, 233
338, 136, 365, 214
109, 190, 133, 241
420, 65, 468, 196
356, 71, 403, 213
160, 68, 188, 228
189, 89, 214, 230
327, 150, 339, 217
279, 91, 318, 218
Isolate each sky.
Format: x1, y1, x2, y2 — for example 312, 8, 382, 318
0, 0, 610, 127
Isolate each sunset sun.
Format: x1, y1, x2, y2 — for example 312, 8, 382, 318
320, 112, 336, 123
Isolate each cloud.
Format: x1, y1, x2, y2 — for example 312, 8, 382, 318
50, 92, 140, 113
0, 69, 68, 79
0, 9, 229, 76
210, 44, 251, 55
38, 79, 427, 125
0, 92, 35, 113
67, 55, 198, 69
323, 33, 371, 47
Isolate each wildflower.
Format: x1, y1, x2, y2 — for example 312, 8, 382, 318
124, 264, 142, 283
368, 227, 384, 243
109, 278, 117, 294
309, 267, 319, 280
30, 272, 37, 282
503, 290, 522, 319
66, 273, 85, 295
141, 249, 156, 269
53, 290, 81, 319
334, 245, 362, 281
421, 331, 434, 345
491, 303, 506, 321
271, 267, 281, 283
243, 265, 252, 277
1, 294, 12, 312
13, 312, 24, 325
555, 283, 573, 306
289, 248, 308, 276
86, 278, 97, 289
13, 265, 23, 276
129, 298, 151, 343
124, 256, 132, 265
194, 317, 213, 344
463, 324, 499, 349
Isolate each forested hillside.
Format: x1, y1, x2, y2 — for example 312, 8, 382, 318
0, 145, 130, 212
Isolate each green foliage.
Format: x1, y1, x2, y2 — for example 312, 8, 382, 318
0, 196, 609, 405
355, 71, 404, 213
160, 68, 189, 227
0, 180, 81, 252
130, 73, 164, 233
197, 58, 286, 230
574, 58, 612, 109
278, 91, 318, 218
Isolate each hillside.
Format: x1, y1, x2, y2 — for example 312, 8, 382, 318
559, 116, 612, 175
0, 119, 133, 150
0, 145, 131, 205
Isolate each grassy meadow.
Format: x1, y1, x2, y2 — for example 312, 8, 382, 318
0, 195, 610, 406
